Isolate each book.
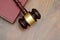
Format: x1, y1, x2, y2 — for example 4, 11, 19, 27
0, 0, 27, 23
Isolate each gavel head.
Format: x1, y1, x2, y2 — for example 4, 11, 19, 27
13, 0, 41, 29
18, 9, 41, 29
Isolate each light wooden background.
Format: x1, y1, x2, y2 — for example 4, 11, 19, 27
0, 0, 60, 40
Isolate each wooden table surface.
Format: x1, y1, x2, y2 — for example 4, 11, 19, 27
0, 0, 60, 40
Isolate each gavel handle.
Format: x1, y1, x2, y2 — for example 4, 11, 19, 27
14, 0, 28, 15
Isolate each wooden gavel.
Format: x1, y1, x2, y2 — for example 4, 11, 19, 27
14, 0, 41, 29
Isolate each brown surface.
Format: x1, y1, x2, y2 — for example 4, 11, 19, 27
0, 0, 60, 40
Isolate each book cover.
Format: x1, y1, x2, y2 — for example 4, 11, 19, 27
0, 0, 27, 23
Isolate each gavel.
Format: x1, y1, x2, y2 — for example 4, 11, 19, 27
14, 0, 41, 29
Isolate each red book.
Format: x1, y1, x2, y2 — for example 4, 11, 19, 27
0, 0, 27, 23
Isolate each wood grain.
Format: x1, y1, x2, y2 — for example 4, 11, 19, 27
0, 0, 60, 40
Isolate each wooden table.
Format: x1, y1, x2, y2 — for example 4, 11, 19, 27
0, 0, 60, 40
